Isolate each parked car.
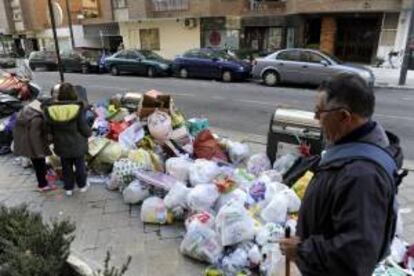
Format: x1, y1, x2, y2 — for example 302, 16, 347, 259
252, 48, 375, 87
61, 49, 102, 74
28, 51, 58, 71
173, 48, 251, 82
0, 53, 17, 68
105, 49, 171, 77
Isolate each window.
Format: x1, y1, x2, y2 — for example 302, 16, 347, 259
379, 13, 399, 47
82, 0, 100, 19
115, 51, 127, 59
126, 50, 140, 60
112, 0, 127, 8
12, 10, 22, 21
183, 50, 199, 58
305, 52, 326, 64
276, 50, 300, 61
140, 29, 160, 51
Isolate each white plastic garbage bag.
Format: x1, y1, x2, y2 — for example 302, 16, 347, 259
259, 170, 283, 183
216, 201, 255, 246
273, 153, 299, 175
391, 237, 407, 263
122, 180, 150, 204
180, 224, 223, 264
228, 141, 250, 164
260, 193, 289, 224
248, 244, 262, 267
284, 189, 301, 212
165, 157, 193, 183
233, 168, 255, 192
118, 122, 144, 150
247, 153, 271, 176
185, 211, 215, 231
148, 110, 173, 143
187, 184, 219, 212
222, 248, 249, 274
189, 159, 220, 186
215, 188, 248, 212
140, 196, 173, 224
260, 244, 284, 276
255, 223, 285, 246
164, 182, 190, 211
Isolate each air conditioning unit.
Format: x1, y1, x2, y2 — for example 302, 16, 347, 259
184, 18, 197, 29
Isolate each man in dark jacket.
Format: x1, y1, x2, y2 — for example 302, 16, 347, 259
44, 83, 92, 196
279, 73, 403, 276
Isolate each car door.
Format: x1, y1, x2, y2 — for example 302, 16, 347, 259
203, 50, 222, 79
125, 50, 142, 74
302, 51, 337, 85
183, 50, 202, 77
113, 51, 129, 71
274, 50, 306, 83
70, 51, 83, 72
197, 50, 219, 78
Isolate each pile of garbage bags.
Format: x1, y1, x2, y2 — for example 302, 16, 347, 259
78, 90, 306, 275
7, 88, 414, 276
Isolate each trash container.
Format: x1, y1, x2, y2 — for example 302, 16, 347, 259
266, 108, 323, 164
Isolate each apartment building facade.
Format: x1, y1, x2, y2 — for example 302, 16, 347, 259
0, 0, 411, 63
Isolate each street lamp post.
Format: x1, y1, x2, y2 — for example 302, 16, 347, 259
48, 0, 65, 82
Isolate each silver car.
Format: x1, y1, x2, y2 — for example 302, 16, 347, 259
252, 49, 375, 87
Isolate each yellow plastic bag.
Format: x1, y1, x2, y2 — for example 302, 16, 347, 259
292, 171, 314, 200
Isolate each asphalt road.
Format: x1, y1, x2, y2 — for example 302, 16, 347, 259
33, 71, 414, 160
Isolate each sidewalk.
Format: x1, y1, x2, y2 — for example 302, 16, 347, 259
0, 128, 413, 275
371, 66, 414, 90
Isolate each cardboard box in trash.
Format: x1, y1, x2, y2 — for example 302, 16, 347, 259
137, 90, 174, 119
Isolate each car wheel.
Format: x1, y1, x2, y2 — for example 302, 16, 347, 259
222, 70, 233, 82
179, 68, 188, 78
147, 67, 155, 78
263, 70, 279, 86
81, 65, 89, 74
111, 66, 120, 76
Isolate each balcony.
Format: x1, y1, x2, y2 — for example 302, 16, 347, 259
245, 0, 286, 16
145, 0, 211, 18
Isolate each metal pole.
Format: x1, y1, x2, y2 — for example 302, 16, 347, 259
399, 0, 414, 85
65, 0, 75, 48
99, 30, 105, 50
48, 0, 65, 82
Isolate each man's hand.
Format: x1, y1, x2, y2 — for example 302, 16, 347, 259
280, 236, 301, 261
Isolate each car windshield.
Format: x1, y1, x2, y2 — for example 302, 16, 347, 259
140, 50, 163, 60
321, 51, 343, 64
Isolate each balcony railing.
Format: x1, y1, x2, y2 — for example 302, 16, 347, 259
151, 0, 189, 12
247, 0, 286, 15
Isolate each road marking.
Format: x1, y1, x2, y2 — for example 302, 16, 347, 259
376, 113, 414, 122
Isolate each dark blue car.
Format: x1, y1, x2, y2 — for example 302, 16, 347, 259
172, 48, 251, 82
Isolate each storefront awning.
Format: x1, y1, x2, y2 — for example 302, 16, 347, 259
83, 23, 120, 38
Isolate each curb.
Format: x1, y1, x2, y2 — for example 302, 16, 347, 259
374, 83, 414, 91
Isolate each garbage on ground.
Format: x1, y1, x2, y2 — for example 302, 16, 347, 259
247, 153, 271, 176
140, 196, 173, 224
9, 89, 412, 276
122, 180, 150, 204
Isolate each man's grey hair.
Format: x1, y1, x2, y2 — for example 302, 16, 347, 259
318, 73, 375, 118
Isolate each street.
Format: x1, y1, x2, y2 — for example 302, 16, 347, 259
34, 71, 414, 161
